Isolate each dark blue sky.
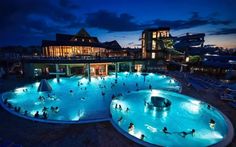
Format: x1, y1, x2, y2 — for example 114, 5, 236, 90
0, 0, 236, 48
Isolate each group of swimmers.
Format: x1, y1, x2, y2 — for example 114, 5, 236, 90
38, 94, 58, 102
34, 111, 48, 119
114, 104, 129, 112
22, 89, 28, 92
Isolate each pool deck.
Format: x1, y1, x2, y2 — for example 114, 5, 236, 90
0, 73, 235, 147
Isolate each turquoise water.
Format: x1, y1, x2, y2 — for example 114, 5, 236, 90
110, 90, 228, 146
1, 72, 180, 122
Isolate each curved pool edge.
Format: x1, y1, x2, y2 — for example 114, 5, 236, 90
0, 93, 111, 124
210, 110, 234, 147
109, 90, 235, 147
109, 118, 158, 147
1, 92, 234, 146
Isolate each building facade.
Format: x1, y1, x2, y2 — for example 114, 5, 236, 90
141, 27, 171, 59
42, 28, 130, 58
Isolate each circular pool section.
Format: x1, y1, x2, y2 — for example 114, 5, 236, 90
0, 72, 181, 123
110, 90, 233, 146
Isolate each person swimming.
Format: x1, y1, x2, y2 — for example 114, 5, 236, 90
179, 129, 196, 138
128, 123, 134, 132
140, 134, 145, 140
119, 105, 122, 110
38, 96, 45, 102
125, 107, 129, 112
162, 127, 171, 134
115, 104, 118, 109
34, 111, 39, 118
111, 94, 115, 99
149, 84, 152, 90
207, 104, 211, 110
190, 129, 195, 136
42, 107, 48, 112
43, 112, 48, 119
180, 131, 188, 138
118, 116, 123, 123
209, 119, 216, 129
53, 107, 59, 113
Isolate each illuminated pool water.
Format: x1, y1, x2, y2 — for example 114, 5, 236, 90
1, 72, 233, 146
110, 90, 233, 146
0, 72, 180, 123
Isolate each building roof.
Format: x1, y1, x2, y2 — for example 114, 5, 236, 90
42, 28, 127, 51
55, 28, 99, 43
102, 40, 122, 50
75, 28, 91, 37
143, 27, 170, 33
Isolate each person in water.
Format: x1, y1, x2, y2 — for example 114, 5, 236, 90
149, 84, 152, 90
118, 105, 122, 110
179, 129, 195, 138
125, 107, 129, 112
115, 104, 118, 109
162, 127, 171, 134
190, 129, 195, 136
34, 111, 39, 118
111, 94, 115, 99
43, 111, 48, 119
42, 107, 48, 112
128, 123, 134, 132
209, 119, 216, 129
118, 116, 123, 123
207, 104, 211, 110
140, 134, 145, 140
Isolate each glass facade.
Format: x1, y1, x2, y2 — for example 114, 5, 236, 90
44, 46, 106, 57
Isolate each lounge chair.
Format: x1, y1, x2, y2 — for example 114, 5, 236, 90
220, 95, 236, 102
229, 102, 236, 109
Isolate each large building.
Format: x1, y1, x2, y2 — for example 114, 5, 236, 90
141, 27, 171, 59
21, 28, 143, 78
42, 28, 130, 58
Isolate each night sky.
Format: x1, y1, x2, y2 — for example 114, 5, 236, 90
0, 0, 236, 48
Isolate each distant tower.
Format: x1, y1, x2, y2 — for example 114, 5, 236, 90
141, 27, 170, 59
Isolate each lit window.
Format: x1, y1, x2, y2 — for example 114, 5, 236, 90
152, 32, 156, 38
152, 40, 156, 50
152, 53, 155, 59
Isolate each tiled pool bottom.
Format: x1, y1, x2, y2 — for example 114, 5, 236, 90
0, 72, 233, 146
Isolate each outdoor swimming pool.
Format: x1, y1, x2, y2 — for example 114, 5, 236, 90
110, 90, 233, 146
0, 72, 180, 123
0, 72, 233, 146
